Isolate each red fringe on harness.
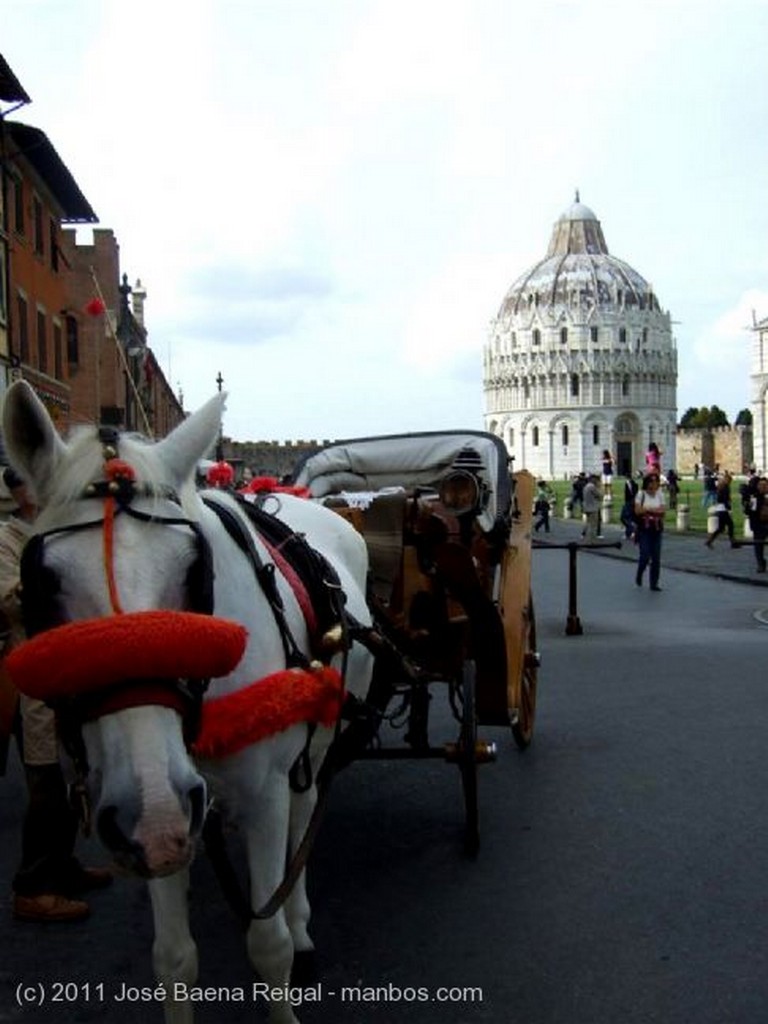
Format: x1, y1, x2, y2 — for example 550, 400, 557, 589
5, 611, 248, 701
239, 476, 310, 498
192, 666, 344, 759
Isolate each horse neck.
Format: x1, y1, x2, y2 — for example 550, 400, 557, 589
200, 499, 305, 695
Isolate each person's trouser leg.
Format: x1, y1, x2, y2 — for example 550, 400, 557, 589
13, 763, 79, 896
649, 532, 662, 588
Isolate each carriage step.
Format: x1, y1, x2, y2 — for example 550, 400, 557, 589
443, 740, 497, 765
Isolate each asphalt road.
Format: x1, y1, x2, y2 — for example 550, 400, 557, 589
1, 543, 767, 1024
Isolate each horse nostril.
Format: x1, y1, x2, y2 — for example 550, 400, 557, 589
97, 805, 134, 853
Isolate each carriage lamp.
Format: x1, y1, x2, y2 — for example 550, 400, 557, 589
439, 469, 482, 516
439, 446, 489, 517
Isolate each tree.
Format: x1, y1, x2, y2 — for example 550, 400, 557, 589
735, 408, 753, 426
679, 407, 700, 428
678, 406, 730, 428
707, 405, 729, 428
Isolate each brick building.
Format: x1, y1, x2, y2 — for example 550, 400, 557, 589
0, 53, 183, 448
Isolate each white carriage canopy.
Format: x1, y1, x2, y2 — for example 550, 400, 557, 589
291, 430, 513, 534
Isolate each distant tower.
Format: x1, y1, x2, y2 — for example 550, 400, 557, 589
483, 196, 678, 478
750, 311, 768, 472
132, 278, 147, 327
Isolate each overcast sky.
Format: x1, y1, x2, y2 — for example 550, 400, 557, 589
4, 0, 768, 443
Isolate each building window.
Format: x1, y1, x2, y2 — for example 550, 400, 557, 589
562, 425, 569, 446
37, 309, 47, 373
11, 174, 24, 234
590, 326, 598, 343
53, 321, 63, 378
593, 424, 600, 445
66, 316, 79, 364
619, 327, 627, 344
0, 249, 6, 325
532, 328, 541, 345
17, 294, 29, 362
532, 426, 539, 446
33, 197, 44, 256
560, 327, 568, 344
642, 327, 648, 345
570, 374, 579, 397
523, 380, 530, 400
622, 376, 630, 397
49, 219, 59, 272
508, 428, 514, 447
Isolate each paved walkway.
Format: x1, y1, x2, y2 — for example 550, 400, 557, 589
532, 513, 768, 588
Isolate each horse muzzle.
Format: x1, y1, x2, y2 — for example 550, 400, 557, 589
96, 775, 207, 878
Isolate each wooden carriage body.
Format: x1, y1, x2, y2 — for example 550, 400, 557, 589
291, 431, 537, 747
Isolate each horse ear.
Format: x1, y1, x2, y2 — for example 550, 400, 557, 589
2, 380, 68, 499
154, 393, 227, 487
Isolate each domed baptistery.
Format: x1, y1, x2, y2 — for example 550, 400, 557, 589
483, 195, 677, 480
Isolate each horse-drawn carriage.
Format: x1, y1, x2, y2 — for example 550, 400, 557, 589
289, 429, 539, 854
1, 383, 539, 1024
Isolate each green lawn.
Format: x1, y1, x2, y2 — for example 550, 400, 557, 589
542, 477, 750, 535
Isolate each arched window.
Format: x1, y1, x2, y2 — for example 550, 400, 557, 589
619, 327, 627, 344
562, 425, 569, 446
533, 328, 541, 346
532, 426, 540, 446
570, 374, 579, 397
622, 376, 630, 397
560, 327, 568, 344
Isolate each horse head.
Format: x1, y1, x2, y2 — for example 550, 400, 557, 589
2, 381, 236, 877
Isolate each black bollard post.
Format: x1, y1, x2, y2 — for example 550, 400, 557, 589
565, 542, 583, 635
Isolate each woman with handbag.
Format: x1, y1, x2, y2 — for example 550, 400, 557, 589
634, 473, 666, 591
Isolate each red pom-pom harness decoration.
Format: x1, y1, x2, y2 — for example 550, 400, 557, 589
240, 476, 310, 498
192, 665, 344, 759
5, 611, 247, 701
206, 461, 235, 488
5, 611, 344, 755
84, 296, 107, 317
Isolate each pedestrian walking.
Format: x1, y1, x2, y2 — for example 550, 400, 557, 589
569, 473, 586, 516
601, 450, 614, 496
645, 442, 662, 476
701, 467, 717, 508
634, 472, 666, 591
665, 468, 679, 510
747, 475, 768, 573
582, 474, 602, 544
0, 466, 112, 922
705, 470, 736, 548
533, 480, 553, 533
620, 475, 639, 539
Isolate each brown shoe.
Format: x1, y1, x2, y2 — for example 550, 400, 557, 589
13, 893, 90, 923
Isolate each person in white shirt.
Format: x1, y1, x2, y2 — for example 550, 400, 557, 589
582, 474, 602, 544
633, 473, 666, 591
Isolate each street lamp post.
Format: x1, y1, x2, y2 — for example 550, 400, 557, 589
216, 371, 224, 461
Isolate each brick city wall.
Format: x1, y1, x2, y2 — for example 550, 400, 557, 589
675, 425, 753, 476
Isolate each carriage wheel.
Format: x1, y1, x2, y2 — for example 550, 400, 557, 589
458, 659, 480, 857
511, 597, 539, 750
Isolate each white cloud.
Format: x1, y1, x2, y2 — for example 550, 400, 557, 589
4, 0, 768, 441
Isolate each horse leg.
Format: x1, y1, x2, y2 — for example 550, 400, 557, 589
244, 774, 300, 1024
284, 786, 317, 984
147, 870, 198, 1024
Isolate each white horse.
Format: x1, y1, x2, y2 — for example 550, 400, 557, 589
2, 381, 373, 1024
